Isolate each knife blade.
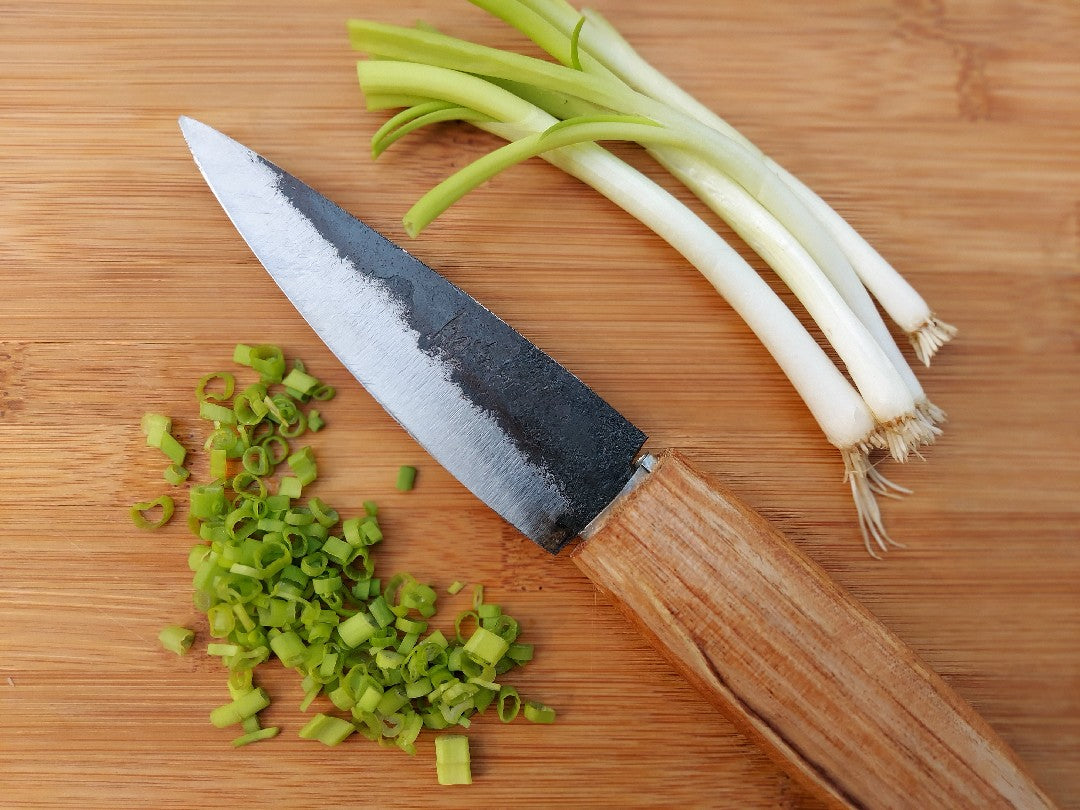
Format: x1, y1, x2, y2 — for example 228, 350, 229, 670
179, 116, 1054, 810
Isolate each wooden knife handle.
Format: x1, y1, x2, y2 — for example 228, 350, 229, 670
572, 450, 1054, 809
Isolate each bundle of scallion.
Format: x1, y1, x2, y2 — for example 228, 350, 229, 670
345, 0, 957, 555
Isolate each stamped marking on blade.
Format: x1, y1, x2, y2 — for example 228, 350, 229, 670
181, 117, 646, 552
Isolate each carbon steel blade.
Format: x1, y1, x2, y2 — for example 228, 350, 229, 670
179, 116, 646, 552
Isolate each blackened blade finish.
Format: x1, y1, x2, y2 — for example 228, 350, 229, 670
179, 117, 646, 553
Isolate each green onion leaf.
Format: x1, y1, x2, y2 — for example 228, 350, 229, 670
210, 687, 271, 728
158, 625, 195, 655
395, 465, 417, 491
497, 685, 520, 723
298, 713, 356, 746
131, 496, 174, 530
163, 464, 190, 486
231, 726, 280, 747
434, 734, 472, 785
196, 371, 236, 403
523, 700, 556, 724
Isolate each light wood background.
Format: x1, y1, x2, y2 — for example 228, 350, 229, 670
2, 1, 1077, 807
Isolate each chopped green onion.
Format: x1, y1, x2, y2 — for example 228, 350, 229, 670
269, 630, 308, 668
338, 611, 376, 648
277, 412, 307, 438
196, 371, 236, 403
497, 685, 520, 723
210, 687, 271, 728
507, 642, 534, 664
209, 446, 228, 479
242, 445, 271, 476
321, 536, 355, 566
233, 384, 268, 425
131, 495, 174, 530
286, 447, 317, 486
455, 610, 480, 644
232, 343, 255, 366
464, 627, 509, 666
261, 434, 290, 466
434, 735, 472, 785
395, 465, 417, 491
189, 483, 226, 519
448, 580, 465, 595
248, 344, 286, 383
278, 476, 302, 499
141, 412, 171, 438
307, 409, 325, 432
231, 725, 280, 747
158, 625, 195, 655
150, 346, 550, 784
298, 713, 356, 746
163, 464, 189, 486
281, 368, 320, 395
151, 431, 187, 466
199, 400, 236, 425
523, 700, 556, 724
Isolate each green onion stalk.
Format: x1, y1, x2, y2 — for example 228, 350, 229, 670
352, 53, 911, 554
473, 0, 957, 366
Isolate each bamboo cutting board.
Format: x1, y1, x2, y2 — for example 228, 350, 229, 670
2, 1, 1078, 807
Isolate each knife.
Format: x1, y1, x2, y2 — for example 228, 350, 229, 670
179, 116, 1054, 809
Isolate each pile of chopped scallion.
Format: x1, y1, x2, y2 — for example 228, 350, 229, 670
137, 343, 554, 785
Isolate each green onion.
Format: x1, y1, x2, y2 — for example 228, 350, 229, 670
281, 367, 319, 395
248, 344, 286, 383
464, 627, 510, 666
448, 580, 465, 595
141, 412, 171, 439
507, 642, 534, 663
278, 476, 302, 499
231, 726, 280, 747
163, 464, 189, 486
210, 687, 271, 728
189, 483, 226, 519
199, 400, 236, 425
151, 430, 187, 467
496, 685, 520, 722
523, 700, 556, 724
158, 625, 195, 655
149, 345, 552, 785
131, 496, 174, 530
209, 447, 228, 479
241, 445, 271, 476
269, 630, 308, 667
196, 371, 236, 403
232, 343, 254, 366
346, 7, 956, 552
299, 713, 356, 746
338, 611, 377, 648
287, 446, 317, 486
395, 464, 417, 491
434, 735, 472, 785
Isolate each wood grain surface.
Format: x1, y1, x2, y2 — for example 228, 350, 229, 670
2, 1, 1077, 808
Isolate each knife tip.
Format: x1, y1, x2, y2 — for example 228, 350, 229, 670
177, 114, 200, 136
